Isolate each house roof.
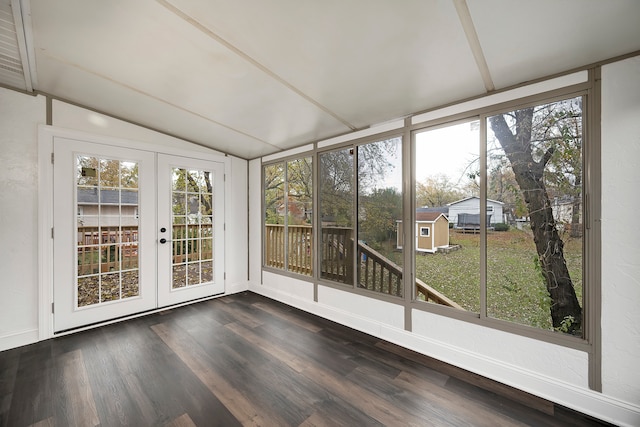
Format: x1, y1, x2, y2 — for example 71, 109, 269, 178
447, 196, 504, 206
416, 212, 448, 222
78, 188, 138, 205
417, 206, 449, 215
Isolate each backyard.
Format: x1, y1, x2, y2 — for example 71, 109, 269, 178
414, 228, 583, 331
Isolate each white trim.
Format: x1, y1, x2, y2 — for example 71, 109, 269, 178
0, 328, 39, 352
249, 282, 640, 427
51, 293, 238, 339
39, 125, 227, 162
412, 71, 589, 125
38, 126, 54, 340
262, 143, 314, 163
317, 119, 405, 149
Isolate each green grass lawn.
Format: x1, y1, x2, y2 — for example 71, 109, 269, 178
414, 228, 583, 331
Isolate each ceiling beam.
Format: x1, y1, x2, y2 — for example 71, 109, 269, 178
453, 0, 495, 92
157, 0, 358, 131
10, 0, 35, 91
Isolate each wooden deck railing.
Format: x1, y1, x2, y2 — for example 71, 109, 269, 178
264, 224, 313, 275
77, 226, 139, 275
264, 224, 461, 308
77, 224, 214, 275
320, 226, 353, 283
357, 241, 402, 296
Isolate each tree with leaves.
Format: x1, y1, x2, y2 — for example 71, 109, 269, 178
416, 173, 464, 208
358, 187, 402, 249
488, 97, 583, 334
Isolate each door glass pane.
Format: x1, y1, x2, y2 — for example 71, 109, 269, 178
76, 156, 140, 307
171, 167, 215, 289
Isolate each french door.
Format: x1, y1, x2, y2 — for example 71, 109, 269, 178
157, 154, 225, 307
53, 138, 225, 332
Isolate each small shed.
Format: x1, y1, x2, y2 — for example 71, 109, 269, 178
396, 212, 450, 253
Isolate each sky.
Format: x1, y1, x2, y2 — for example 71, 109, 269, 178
415, 120, 479, 187
380, 119, 480, 191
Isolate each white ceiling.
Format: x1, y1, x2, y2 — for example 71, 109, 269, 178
3, 0, 640, 159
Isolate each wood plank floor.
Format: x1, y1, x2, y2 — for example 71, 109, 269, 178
0, 292, 611, 427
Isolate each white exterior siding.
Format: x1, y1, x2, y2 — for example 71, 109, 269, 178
447, 197, 504, 226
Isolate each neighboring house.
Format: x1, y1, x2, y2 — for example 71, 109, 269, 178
447, 196, 504, 228
552, 196, 581, 224
396, 212, 450, 253
77, 188, 139, 228
276, 200, 311, 224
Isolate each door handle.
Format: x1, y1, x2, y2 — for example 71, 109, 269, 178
159, 238, 168, 244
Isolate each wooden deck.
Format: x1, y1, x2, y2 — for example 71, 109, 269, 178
0, 293, 610, 426
265, 224, 462, 307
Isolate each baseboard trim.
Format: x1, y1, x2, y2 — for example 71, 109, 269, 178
249, 283, 640, 427
0, 328, 39, 352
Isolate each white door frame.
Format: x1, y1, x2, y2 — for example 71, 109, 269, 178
38, 126, 229, 339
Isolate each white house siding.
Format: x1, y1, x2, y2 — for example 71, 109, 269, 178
447, 197, 504, 226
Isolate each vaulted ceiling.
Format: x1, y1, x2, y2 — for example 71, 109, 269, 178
2, 0, 640, 159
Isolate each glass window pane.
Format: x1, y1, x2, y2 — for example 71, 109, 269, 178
486, 96, 583, 336
78, 276, 99, 307
357, 137, 403, 297
76, 155, 140, 308
319, 148, 354, 285
120, 161, 138, 188
101, 272, 120, 302
99, 159, 120, 188
172, 168, 186, 192
77, 156, 98, 187
415, 121, 480, 310
264, 163, 285, 270
286, 157, 313, 276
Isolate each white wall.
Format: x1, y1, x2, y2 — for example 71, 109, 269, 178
0, 94, 248, 351
248, 56, 640, 426
601, 56, 640, 404
0, 90, 45, 350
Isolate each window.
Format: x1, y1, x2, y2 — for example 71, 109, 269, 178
415, 120, 480, 309
413, 95, 585, 337
485, 96, 584, 336
319, 137, 403, 296
260, 77, 596, 343
263, 157, 313, 276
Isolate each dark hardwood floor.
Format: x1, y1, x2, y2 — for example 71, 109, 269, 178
0, 292, 611, 426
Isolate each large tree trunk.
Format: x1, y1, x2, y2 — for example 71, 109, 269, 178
490, 110, 582, 334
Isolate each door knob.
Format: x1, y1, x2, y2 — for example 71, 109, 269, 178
160, 227, 167, 233
159, 238, 167, 244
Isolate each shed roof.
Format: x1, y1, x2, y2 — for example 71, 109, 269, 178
416, 212, 448, 222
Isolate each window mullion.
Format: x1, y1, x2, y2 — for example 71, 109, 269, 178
352, 146, 358, 290
480, 116, 488, 320
283, 162, 289, 272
